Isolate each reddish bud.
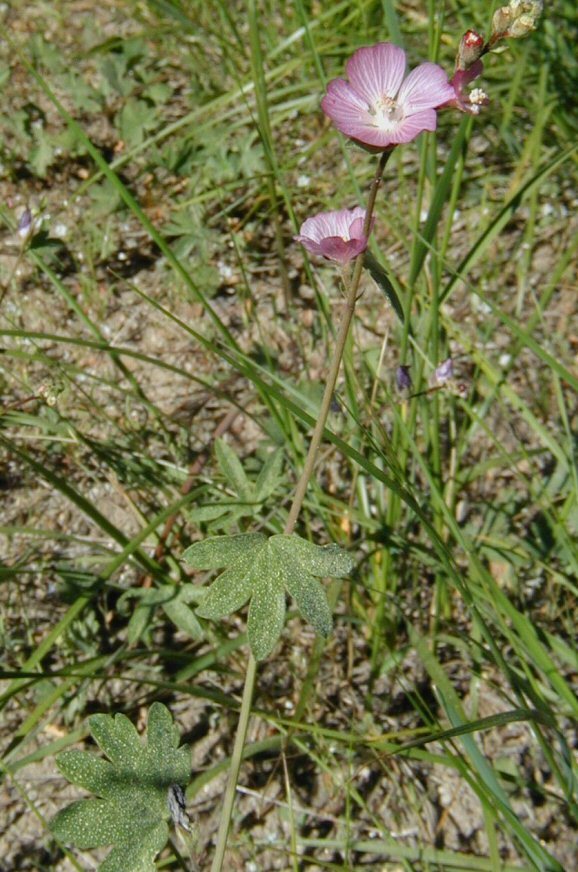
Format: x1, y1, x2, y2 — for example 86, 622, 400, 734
456, 30, 485, 71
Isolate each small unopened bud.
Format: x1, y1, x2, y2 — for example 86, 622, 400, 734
491, 6, 512, 36
456, 30, 485, 71
507, 12, 539, 37
396, 365, 412, 392
492, 0, 543, 40
17, 208, 33, 239
433, 358, 454, 386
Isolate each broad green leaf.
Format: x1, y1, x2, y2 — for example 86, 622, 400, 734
183, 532, 266, 569
215, 438, 252, 499
51, 703, 191, 871
185, 533, 353, 659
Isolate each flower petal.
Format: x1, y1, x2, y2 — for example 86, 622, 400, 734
345, 43, 407, 104
334, 118, 402, 149
321, 77, 373, 135
385, 108, 438, 143
317, 236, 368, 263
397, 62, 455, 113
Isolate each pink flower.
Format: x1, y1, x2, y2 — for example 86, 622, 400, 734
294, 206, 372, 264
321, 42, 456, 150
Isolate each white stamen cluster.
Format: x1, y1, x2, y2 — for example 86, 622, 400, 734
371, 96, 404, 130
470, 88, 488, 106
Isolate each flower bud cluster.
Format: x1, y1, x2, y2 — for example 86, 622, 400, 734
448, 0, 543, 115
491, 0, 543, 41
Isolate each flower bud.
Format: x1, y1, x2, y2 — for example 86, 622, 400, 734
492, 0, 543, 40
491, 6, 512, 36
17, 208, 33, 239
395, 365, 412, 392
433, 358, 454, 386
456, 30, 485, 71
507, 12, 539, 37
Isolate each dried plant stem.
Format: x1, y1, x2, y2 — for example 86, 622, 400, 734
210, 148, 392, 872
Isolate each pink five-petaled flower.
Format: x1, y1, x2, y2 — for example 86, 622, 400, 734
294, 206, 373, 265
321, 42, 456, 151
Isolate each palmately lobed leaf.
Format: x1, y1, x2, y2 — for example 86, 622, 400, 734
51, 704, 190, 870
184, 533, 354, 659
182, 532, 266, 569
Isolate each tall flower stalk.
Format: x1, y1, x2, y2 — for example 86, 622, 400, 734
211, 148, 392, 872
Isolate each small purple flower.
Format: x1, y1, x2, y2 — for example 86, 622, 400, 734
17, 208, 33, 239
396, 365, 412, 392
294, 206, 373, 264
433, 358, 454, 386
321, 42, 455, 150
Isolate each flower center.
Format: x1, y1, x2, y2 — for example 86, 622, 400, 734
370, 94, 404, 130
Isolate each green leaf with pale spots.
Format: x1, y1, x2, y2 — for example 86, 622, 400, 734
184, 533, 354, 660
51, 703, 191, 871
182, 532, 266, 570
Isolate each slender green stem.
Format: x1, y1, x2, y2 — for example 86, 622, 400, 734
210, 653, 257, 872
285, 148, 392, 534
210, 148, 392, 871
